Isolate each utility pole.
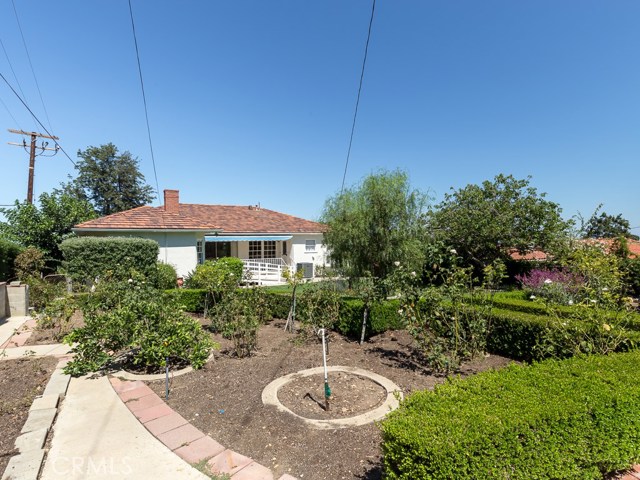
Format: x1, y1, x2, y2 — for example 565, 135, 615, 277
7, 129, 59, 204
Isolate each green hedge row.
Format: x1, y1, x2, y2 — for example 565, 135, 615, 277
166, 288, 404, 340
486, 306, 640, 361
61, 237, 159, 283
381, 350, 640, 479
0, 238, 22, 281
490, 292, 640, 328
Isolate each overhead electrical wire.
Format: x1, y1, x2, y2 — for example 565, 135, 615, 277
127, 0, 161, 203
10, 0, 54, 134
0, 71, 76, 167
340, 0, 376, 194
0, 94, 23, 131
0, 36, 29, 131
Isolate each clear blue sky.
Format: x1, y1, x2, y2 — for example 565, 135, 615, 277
1, 1, 639, 231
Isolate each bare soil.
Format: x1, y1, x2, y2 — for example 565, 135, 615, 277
24, 310, 84, 346
0, 356, 57, 474
147, 320, 514, 480
278, 372, 387, 420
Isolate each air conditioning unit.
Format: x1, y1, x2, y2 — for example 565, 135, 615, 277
296, 262, 314, 279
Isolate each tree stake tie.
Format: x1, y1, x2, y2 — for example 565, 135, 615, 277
319, 328, 331, 410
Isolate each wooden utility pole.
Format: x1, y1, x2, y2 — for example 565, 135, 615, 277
7, 129, 59, 204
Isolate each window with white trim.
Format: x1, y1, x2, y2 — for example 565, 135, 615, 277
305, 239, 316, 252
196, 240, 203, 264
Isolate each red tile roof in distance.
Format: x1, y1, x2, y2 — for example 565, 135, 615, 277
74, 190, 326, 234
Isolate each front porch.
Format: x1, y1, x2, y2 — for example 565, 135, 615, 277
241, 257, 292, 285
202, 235, 296, 285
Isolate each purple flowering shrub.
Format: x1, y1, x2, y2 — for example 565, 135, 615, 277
516, 268, 584, 305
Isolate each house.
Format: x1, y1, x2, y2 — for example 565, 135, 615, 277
73, 190, 328, 284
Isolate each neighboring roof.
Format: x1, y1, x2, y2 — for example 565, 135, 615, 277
508, 249, 550, 262
508, 238, 640, 261
74, 204, 326, 234
582, 238, 640, 258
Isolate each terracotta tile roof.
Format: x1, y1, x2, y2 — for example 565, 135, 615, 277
74, 204, 326, 234
508, 238, 640, 261
582, 238, 640, 259
508, 249, 550, 262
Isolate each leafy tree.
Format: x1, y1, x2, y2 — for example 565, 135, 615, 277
0, 189, 95, 267
72, 143, 155, 216
428, 174, 570, 271
581, 206, 638, 240
321, 170, 429, 281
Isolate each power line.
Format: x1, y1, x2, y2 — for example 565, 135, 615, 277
11, 0, 54, 134
0, 71, 76, 167
0, 94, 23, 131
128, 0, 161, 202
0, 36, 29, 130
340, 0, 376, 194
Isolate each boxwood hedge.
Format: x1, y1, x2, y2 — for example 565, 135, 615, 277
381, 350, 640, 479
61, 237, 159, 283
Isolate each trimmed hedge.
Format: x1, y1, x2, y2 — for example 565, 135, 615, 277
61, 237, 159, 283
169, 288, 404, 340
0, 238, 22, 281
381, 350, 640, 479
166, 288, 208, 313
486, 306, 640, 361
490, 291, 640, 328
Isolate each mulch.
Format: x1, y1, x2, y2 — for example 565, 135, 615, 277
146, 320, 514, 480
0, 356, 57, 475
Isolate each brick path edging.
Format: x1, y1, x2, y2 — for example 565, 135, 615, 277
109, 377, 297, 480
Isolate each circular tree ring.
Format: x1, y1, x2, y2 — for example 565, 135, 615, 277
262, 366, 403, 429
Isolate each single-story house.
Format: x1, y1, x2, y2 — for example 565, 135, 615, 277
73, 190, 328, 284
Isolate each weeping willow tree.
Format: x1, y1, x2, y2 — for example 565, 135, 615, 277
321, 169, 430, 282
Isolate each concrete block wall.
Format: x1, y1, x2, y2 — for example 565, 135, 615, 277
0, 282, 7, 320
6, 283, 29, 317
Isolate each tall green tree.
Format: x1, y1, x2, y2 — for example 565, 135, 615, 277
428, 174, 570, 270
581, 206, 638, 240
72, 143, 155, 216
321, 170, 429, 281
0, 189, 96, 266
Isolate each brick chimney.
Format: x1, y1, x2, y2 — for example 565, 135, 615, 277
164, 189, 179, 213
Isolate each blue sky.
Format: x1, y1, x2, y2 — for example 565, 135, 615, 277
1, 1, 639, 231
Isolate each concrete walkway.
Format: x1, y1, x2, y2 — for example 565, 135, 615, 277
40, 375, 208, 480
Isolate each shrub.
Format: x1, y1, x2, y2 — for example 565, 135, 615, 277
60, 237, 159, 285
63, 273, 217, 376
165, 288, 208, 313
37, 294, 77, 341
381, 351, 640, 479
516, 267, 583, 305
387, 258, 493, 373
0, 238, 22, 281
297, 282, 341, 338
14, 247, 46, 280
185, 258, 244, 290
217, 291, 260, 358
485, 306, 640, 361
155, 262, 177, 290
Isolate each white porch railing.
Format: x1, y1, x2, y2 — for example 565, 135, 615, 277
241, 257, 292, 285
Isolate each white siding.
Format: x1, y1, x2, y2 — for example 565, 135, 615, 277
77, 231, 199, 279
289, 233, 328, 271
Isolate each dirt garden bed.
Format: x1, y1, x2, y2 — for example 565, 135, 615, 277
146, 320, 514, 480
0, 356, 57, 474
23, 310, 84, 346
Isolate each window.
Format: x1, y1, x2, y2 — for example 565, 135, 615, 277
196, 240, 203, 264
249, 241, 261, 259
205, 241, 231, 260
263, 241, 276, 258
282, 241, 287, 256
305, 239, 316, 252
